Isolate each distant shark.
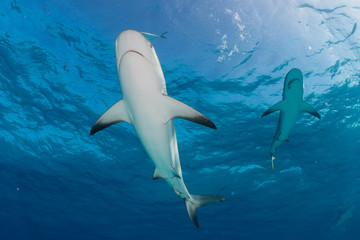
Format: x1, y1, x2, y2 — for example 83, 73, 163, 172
140, 31, 168, 40
262, 68, 321, 169
90, 29, 225, 227
331, 205, 355, 229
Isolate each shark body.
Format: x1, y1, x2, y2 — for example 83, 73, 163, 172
90, 29, 224, 227
262, 68, 321, 169
331, 205, 355, 229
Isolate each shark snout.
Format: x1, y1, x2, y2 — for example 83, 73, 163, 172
115, 30, 152, 67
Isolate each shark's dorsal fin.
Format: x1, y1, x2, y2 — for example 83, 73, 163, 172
162, 96, 216, 129
301, 101, 321, 119
262, 101, 284, 117
90, 100, 131, 135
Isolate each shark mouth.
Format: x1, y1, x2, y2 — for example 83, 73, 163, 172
287, 78, 300, 88
120, 50, 149, 64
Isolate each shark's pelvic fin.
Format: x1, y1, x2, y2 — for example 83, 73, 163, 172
271, 155, 275, 171
174, 188, 183, 199
301, 101, 321, 119
162, 96, 216, 129
262, 101, 284, 117
152, 167, 180, 180
184, 194, 225, 228
90, 100, 131, 135
152, 168, 162, 180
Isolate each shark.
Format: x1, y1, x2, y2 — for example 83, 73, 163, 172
331, 205, 355, 229
90, 29, 225, 227
140, 31, 168, 40
262, 68, 321, 170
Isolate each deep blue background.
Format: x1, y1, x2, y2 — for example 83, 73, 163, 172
0, 0, 359, 239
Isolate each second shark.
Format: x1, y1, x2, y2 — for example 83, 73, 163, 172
262, 68, 321, 169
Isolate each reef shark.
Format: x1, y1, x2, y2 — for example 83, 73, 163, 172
90, 29, 225, 227
331, 205, 355, 229
140, 31, 168, 40
262, 68, 321, 169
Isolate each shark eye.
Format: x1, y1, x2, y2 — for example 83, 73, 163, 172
149, 43, 153, 48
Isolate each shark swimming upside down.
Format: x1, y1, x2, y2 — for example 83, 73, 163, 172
90, 29, 225, 227
262, 68, 321, 170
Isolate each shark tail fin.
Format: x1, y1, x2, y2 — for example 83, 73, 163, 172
160, 31, 168, 39
271, 154, 275, 171
184, 194, 225, 228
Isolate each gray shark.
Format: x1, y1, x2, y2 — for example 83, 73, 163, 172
90, 29, 225, 227
140, 31, 167, 40
262, 68, 321, 169
331, 205, 355, 229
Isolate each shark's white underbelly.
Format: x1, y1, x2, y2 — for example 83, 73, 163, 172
91, 29, 224, 228
120, 58, 191, 198
131, 105, 191, 199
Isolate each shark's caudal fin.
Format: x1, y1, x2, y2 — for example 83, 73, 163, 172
184, 194, 225, 228
90, 100, 131, 135
271, 154, 275, 171
301, 101, 321, 119
162, 96, 216, 129
262, 101, 284, 117
159, 31, 168, 39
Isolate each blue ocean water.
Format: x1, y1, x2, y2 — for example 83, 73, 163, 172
0, 0, 359, 239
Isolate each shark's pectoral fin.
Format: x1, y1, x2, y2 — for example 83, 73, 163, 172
90, 100, 131, 135
262, 101, 284, 117
162, 96, 216, 129
301, 101, 321, 119
152, 167, 180, 180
